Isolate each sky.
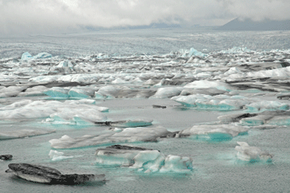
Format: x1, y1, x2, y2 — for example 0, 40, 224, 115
1, 0, 290, 34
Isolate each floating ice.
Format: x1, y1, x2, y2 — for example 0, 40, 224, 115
0, 129, 55, 140
181, 48, 206, 58
0, 100, 107, 123
0, 86, 27, 98
21, 52, 52, 60
173, 94, 248, 111
33, 52, 52, 59
178, 124, 248, 141
235, 142, 273, 162
18, 86, 48, 97
246, 101, 289, 112
226, 66, 290, 81
95, 145, 193, 173
151, 87, 182, 98
49, 126, 173, 149
50, 61, 74, 74
44, 87, 69, 99
49, 150, 73, 161
21, 52, 33, 60
184, 80, 231, 91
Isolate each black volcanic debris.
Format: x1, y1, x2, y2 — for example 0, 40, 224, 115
5, 163, 105, 185
0, 154, 13, 161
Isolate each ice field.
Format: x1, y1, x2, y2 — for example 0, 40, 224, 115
1, 29, 290, 192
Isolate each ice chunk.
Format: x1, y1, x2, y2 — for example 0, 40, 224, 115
173, 94, 248, 111
49, 126, 172, 149
33, 52, 52, 59
150, 87, 182, 98
0, 86, 27, 98
95, 145, 193, 173
95, 85, 126, 99
178, 124, 248, 141
184, 80, 231, 91
21, 52, 52, 60
159, 155, 193, 173
181, 48, 205, 58
49, 150, 73, 161
246, 101, 289, 112
0, 129, 55, 140
44, 87, 69, 99
50, 61, 74, 74
68, 87, 95, 99
18, 86, 48, 97
0, 100, 107, 123
238, 111, 290, 126
21, 52, 33, 60
235, 142, 273, 162
112, 78, 129, 84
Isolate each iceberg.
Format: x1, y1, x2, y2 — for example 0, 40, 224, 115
235, 142, 273, 162
44, 87, 69, 99
172, 94, 248, 111
21, 52, 52, 60
95, 145, 193, 173
245, 101, 289, 112
184, 80, 231, 91
150, 87, 182, 98
33, 52, 52, 59
49, 150, 73, 161
49, 126, 173, 149
0, 86, 27, 98
178, 124, 248, 141
21, 52, 33, 60
0, 100, 107, 123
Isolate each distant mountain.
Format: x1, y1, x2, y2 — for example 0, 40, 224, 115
218, 18, 290, 31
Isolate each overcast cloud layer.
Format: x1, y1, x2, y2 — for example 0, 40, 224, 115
1, 0, 290, 34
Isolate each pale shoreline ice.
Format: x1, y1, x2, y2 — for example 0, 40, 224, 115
1, 29, 290, 192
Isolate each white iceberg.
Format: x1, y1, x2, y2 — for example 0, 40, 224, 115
95, 145, 193, 173
48, 150, 73, 161
235, 142, 273, 162
173, 94, 248, 111
178, 124, 249, 141
49, 126, 172, 149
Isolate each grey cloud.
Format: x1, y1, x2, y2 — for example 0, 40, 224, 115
0, 0, 289, 35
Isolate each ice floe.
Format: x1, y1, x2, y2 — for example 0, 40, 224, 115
235, 142, 273, 162
95, 145, 193, 173
178, 124, 248, 141
172, 94, 248, 111
0, 100, 107, 124
49, 150, 74, 161
49, 126, 173, 149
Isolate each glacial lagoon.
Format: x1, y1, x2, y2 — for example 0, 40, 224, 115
1, 28, 290, 192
